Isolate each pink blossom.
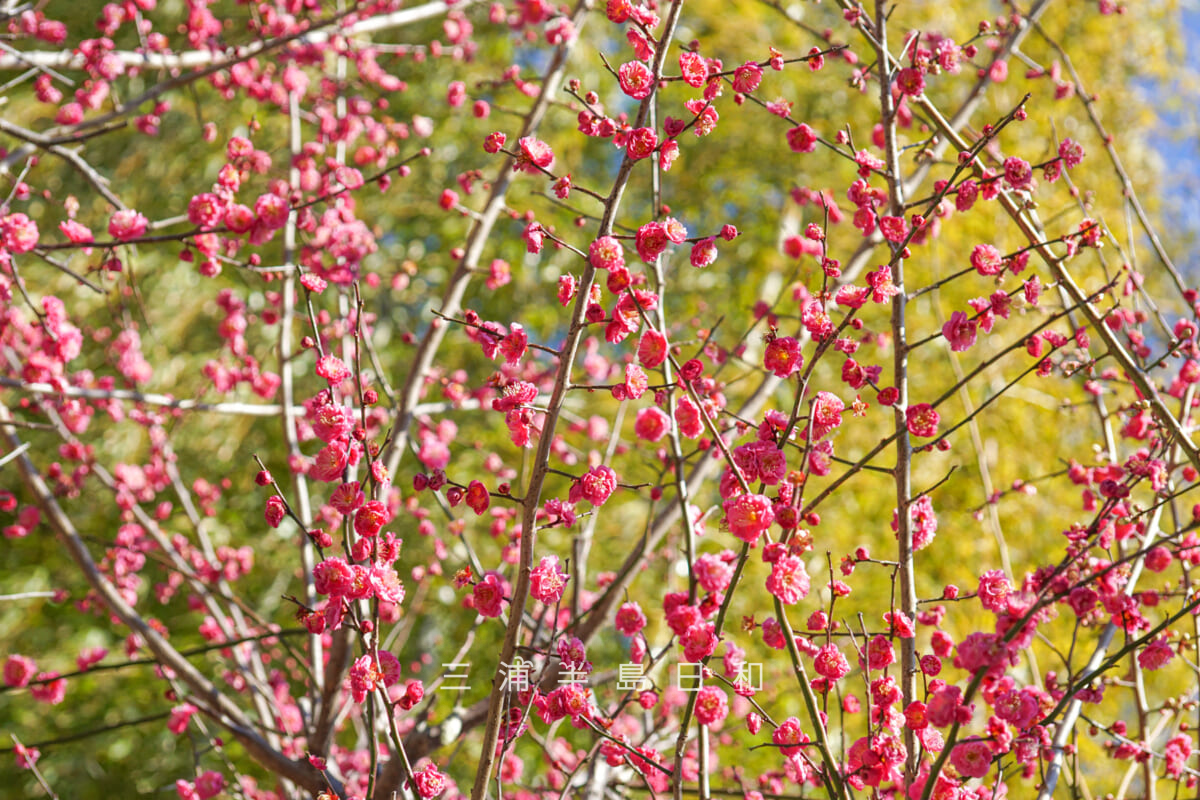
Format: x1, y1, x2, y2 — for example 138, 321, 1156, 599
616, 601, 646, 635
300, 272, 327, 294
1137, 636, 1175, 671
576, 464, 618, 505
187, 192, 225, 228
75, 647, 107, 671
942, 311, 977, 352
626, 126, 658, 159
810, 391, 844, 439
723, 493, 774, 543
621, 363, 648, 399
847, 733, 906, 787
750, 442, 787, 484
310, 442, 349, 482
349, 654, 382, 703
847, 152, 884, 180
589, 236, 625, 271
545, 681, 592, 722
13, 742, 39, 770
786, 123, 818, 153
659, 139, 680, 171
412, 763, 451, 798
1, 213, 39, 253
954, 631, 1015, 677
167, 703, 198, 734
484, 131, 506, 153
904, 701, 928, 730
1164, 734, 1193, 779
732, 61, 763, 93
675, 396, 704, 438
637, 329, 668, 368
530, 555, 568, 604
4, 655, 37, 688
773, 717, 808, 756
473, 572, 509, 617
689, 237, 717, 268
694, 685, 729, 727
557, 273, 577, 305
879, 215, 908, 243
694, 552, 735, 593
814, 643, 850, 680
862, 635, 896, 671
873, 676, 902, 705
1058, 138, 1085, 169
311, 404, 353, 443
678, 51, 708, 86
1145, 545, 1173, 572
764, 336, 803, 377
108, 209, 148, 241
970, 243, 1005, 276
56, 102, 84, 125
931, 629, 955, 656
465, 480, 490, 514
835, 285, 870, 308
976, 569, 1011, 613
926, 684, 968, 727
993, 688, 1039, 729
867, 265, 900, 302
802, 300, 832, 337
354, 500, 391, 538
59, 219, 94, 244
956, 179, 979, 211
766, 554, 810, 604
313, 558, 355, 596
315, 355, 351, 384
634, 407, 670, 441
329, 481, 364, 515
552, 174, 572, 199
618, 61, 655, 99
761, 617, 787, 649
1004, 156, 1032, 190
254, 193, 289, 229
681, 621, 717, 661
635, 221, 670, 262
514, 136, 554, 173
950, 738, 993, 778
195, 771, 225, 800
30, 672, 66, 704
905, 403, 940, 438
499, 323, 527, 365
807, 439, 834, 477
890, 494, 938, 551
264, 496, 286, 528
896, 66, 925, 96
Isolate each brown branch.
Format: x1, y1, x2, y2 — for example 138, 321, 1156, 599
0, 401, 336, 797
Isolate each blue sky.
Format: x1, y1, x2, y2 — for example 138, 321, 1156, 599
1150, 3, 1200, 239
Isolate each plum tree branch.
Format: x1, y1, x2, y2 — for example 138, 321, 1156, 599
0, 400, 337, 798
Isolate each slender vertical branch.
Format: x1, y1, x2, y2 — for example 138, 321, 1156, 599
872, 0, 919, 781
281, 89, 326, 712
465, 8, 604, 798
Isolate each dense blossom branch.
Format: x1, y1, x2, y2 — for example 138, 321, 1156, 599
3, 2, 1200, 800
